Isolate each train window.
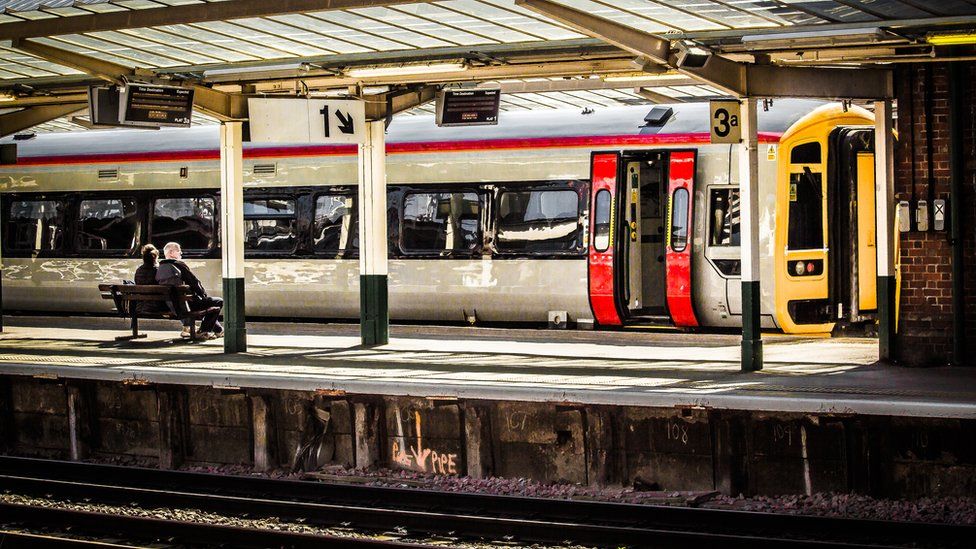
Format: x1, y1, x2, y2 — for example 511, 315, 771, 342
244, 198, 297, 252
401, 191, 482, 255
150, 197, 215, 251
495, 189, 582, 254
77, 198, 138, 251
313, 194, 358, 255
593, 189, 612, 252
790, 142, 821, 164
5, 199, 63, 252
708, 189, 740, 246
788, 170, 824, 250
669, 188, 689, 252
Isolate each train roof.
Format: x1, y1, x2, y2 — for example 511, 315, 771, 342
3, 98, 827, 158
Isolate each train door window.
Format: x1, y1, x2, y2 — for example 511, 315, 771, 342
593, 189, 612, 252
5, 199, 63, 252
313, 194, 358, 255
77, 198, 138, 252
495, 188, 582, 254
150, 196, 215, 251
668, 188, 689, 252
401, 191, 482, 255
787, 169, 824, 250
708, 189, 740, 246
244, 198, 297, 253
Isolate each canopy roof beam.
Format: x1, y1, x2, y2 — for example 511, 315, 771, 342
12, 39, 246, 121
0, 103, 83, 137
0, 1, 420, 42
247, 58, 639, 93
515, 0, 893, 99
364, 84, 439, 121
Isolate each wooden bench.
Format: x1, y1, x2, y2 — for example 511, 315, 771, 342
98, 284, 218, 341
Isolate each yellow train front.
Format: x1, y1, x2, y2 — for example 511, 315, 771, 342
0, 100, 882, 335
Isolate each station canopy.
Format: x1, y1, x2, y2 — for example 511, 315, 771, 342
0, 0, 974, 132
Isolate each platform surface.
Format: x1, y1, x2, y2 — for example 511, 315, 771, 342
1, 316, 974, 418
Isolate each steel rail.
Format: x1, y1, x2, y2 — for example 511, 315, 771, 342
0, 502, 419, 548
0, 456, 968, 548
0, 529, 140, 548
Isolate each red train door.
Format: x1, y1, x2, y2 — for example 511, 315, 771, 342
665, 151, 699, 327
588, 152, 623, 326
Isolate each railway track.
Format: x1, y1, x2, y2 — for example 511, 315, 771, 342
0, 456, 968, 548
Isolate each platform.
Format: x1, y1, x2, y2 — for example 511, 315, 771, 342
1, 316, 972, 419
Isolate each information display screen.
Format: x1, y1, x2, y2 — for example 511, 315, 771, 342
436, 89, 500, 127
121, 84, 194, 128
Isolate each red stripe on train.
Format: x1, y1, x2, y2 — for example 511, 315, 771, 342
12, 132, 782, 166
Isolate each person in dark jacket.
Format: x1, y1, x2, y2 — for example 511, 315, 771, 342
133, 244, 166, 315
157, 241, 224, 340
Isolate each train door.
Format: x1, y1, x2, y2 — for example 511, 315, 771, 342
829, 127, 877, 326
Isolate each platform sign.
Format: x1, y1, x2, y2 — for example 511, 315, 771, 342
710, 100, 741, 144
436, 89, 500, 127
248, 98, 366, 144
121, 84, 193, 128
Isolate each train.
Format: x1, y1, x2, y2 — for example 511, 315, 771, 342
0, 98, 881, 334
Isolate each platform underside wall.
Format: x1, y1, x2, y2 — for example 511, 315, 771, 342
1, 375, 973, 499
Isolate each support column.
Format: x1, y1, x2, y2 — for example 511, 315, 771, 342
874, 99, 896, 362
1, 197, 4, 333
249, 395, 273, 471
948, 64, 966, 366
739, 98, 762, 372
220, 121, 246, 353
66, 384, 91, 461
358, 120, 389, 346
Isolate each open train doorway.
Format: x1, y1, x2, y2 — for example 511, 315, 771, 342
829, 127, 878, 333
613, 149, 699, 328
620, 151, 668, 322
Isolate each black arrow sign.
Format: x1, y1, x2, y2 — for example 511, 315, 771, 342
335, 109, 355, 135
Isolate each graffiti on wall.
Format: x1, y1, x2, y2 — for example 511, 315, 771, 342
391, 408, 458, 475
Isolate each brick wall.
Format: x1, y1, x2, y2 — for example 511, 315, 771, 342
893, 62, 976, 366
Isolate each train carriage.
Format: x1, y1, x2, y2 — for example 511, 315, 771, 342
0, 98, 879, 333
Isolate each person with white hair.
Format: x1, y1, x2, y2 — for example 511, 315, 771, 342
156, 241, 224, 340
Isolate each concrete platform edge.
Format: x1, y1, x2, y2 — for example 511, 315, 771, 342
3, 362, 974, 419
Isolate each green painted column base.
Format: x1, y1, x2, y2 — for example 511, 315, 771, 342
878, 275, 896, 362
741, 280, 763, 372
222, 277, 246, 353
360, 274, 389, 346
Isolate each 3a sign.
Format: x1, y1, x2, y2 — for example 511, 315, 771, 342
710, 100, 741, 144
248, 98, 366, 144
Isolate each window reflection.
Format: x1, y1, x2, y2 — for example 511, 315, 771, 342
313, 194, 358, 255
151, 197, 215, 251
6, 200, 63, 252
244, 198, 297, 252
496, 189, 581, 254
78, 198, 138, 251
401, 191, 482, 254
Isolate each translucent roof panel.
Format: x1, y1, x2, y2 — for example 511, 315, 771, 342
0, 0, 973, 84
